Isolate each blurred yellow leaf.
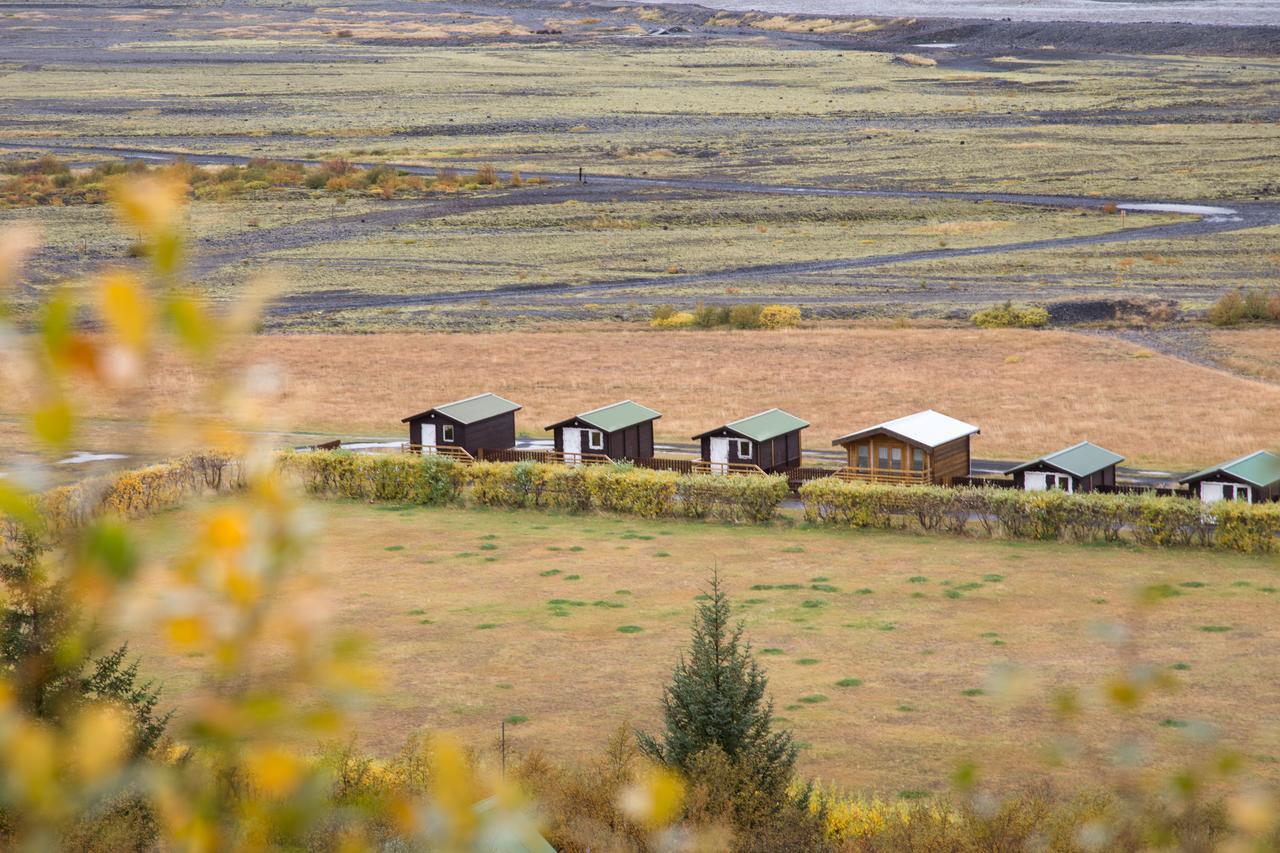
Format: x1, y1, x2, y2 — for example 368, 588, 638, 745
204, 507, 248, 551
112, 174, 185, 236
1105, 677, 1141, 709
5, 722, 58, 809
99, 271, 151, 349
619, 764, 685, 829
30, 398, 74, 449
245, 746, 303, 799
166, 614, 206, 648
222, 566, 259, 606
1227, 789, 1276, 834
0, 482, 38, 528
40, 289, 74, 363
70, 705, 130, 782
164, 291, 216, 357
427, 736, 481, 840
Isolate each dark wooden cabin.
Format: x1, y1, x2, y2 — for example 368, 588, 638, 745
692, 408, 808, 474
1007, 441, 1122, 493
545, 400, 660, 461
1180, 450, 1280, 503
832, 409, 978, 485
401, 393, 521, 457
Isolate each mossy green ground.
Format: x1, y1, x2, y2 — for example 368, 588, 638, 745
126, 501, 1280, 794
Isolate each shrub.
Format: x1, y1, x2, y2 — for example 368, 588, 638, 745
650, 304, 677, 322
1210, 288, 1280, 325
692, 303, 731, 328
585, 466, 677, 518
728, 303, 764, 329
971, 301, 1049, 329
474, 163, 499, 185
545, 465, 592, 512
650, 311, 694, 329
278, 450, 465, 505
758, 304, 801, 329
1213, 500, 1280, 553
799, 478, 1275, 552
798, 478, 897, 528
38, 452, 238, 534
1208, 290, 1246, 326
467, 460, 546, 508
677, 474, 790, 523
1129, 495, 1212, 548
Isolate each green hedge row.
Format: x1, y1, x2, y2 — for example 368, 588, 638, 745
277, 453, 1280, 553
278, 451, 467, 505
798, 479, 1280, 554
278, 453, 790, 524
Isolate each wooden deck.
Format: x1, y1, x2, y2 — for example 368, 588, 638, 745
400, 444, 475, 464
692, 460, 768, 477
831, 466, 932, 485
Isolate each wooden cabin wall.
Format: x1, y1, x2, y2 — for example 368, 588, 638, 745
459, 413, 516, 454
931, 436, 971, 484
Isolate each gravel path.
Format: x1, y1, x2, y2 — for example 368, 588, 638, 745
8, 142, 1277, 317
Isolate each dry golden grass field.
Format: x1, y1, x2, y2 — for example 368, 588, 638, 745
36, 327, 1279, 470
1212, 328, 1280, 382
124, 501, 1280, 795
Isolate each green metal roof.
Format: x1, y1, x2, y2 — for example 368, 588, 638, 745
696, 408, 809, 442
548, 400, 661, 433
1181, 450, 1280, 488
402, 392, 521, 425
1007, 441, 1124, 478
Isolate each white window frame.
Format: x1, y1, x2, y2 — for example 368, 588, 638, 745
587, 429, 604, 451
441, 423, 455, 443
734, 439, 753, 459
1046, 473, 1073, 492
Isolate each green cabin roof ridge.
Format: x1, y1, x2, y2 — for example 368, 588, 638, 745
694, 407, 810, 442
545, 399, 662, 433
401, 392, 522, 425
1180, 449, 1280, 488
1006, 440, 1125, 478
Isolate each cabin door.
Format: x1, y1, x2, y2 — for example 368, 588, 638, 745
420, 423, 437, 453
709, 437, 730, 473
562, 427, 582, 461
1024, 472, 1046, 491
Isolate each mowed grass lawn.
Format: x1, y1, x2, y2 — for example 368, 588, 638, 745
131, 501, 1280, 795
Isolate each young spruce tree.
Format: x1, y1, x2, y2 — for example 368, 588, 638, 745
637, 573, 796, 798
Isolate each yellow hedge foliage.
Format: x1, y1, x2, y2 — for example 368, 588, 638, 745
758, 304, 801, 329
649, 311, 694, 329
37, 452, 237, 535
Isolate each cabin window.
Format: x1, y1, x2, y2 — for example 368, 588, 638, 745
890, 447, 903, 471
587, 430, 604, 451
735, 439, 753, 459
856, 444, 869, 469
441, 424, 455, 443
877, 446, 889, 469
1225, 484, 1250, 502
911, 448, 925, 471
